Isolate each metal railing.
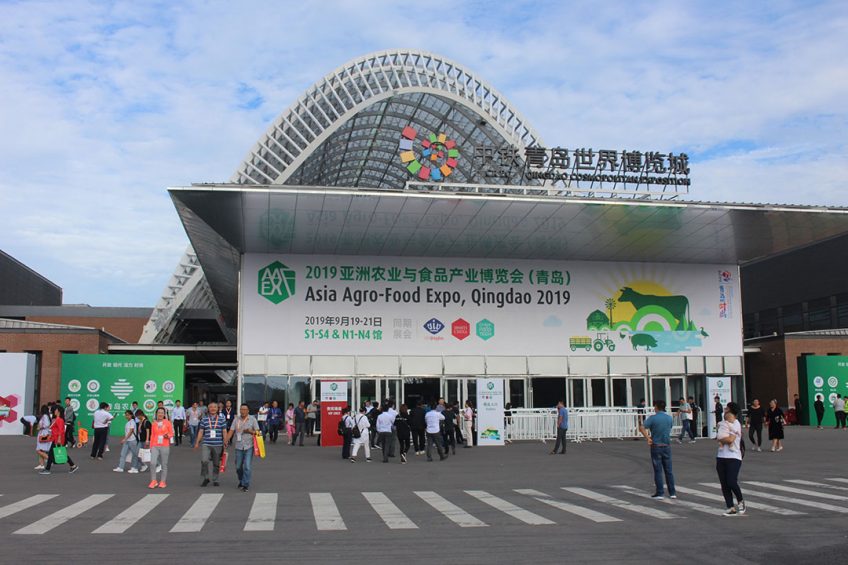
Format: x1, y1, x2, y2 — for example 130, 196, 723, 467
508, 407, 704, 443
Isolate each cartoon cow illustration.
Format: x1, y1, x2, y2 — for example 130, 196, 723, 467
618, 287, 692, 331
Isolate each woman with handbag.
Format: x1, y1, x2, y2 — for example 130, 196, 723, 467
35, 405, 51, 470
114, 410, 140, 473
147, 407, 174, 488
40, 406, 78, 474
767, 399, 785, 452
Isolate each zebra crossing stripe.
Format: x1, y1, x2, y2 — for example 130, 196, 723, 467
562, 487, 677, 520
310, 493, 346, 531
244, 493, 278, 532
613, 486, 722, 515
745, 481, 848, 501
465, 490, 554, 525
514, 489, 620, 523
675, 486, 803, 516
788, 479, 848, 493
170, 493, 223, 533
414, 491, 487, 528
825, 478, 848, 485
0, 495, 58, 520
700, 483, 848, 514
363, 492, 418, 530
14, 494, 114, 535
93, 494, 169, 534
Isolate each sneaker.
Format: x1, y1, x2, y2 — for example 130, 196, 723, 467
723, 507, 738, 516
650, 493, 664, 500
241, 487, 249, 493
34, 465, 44, 470
105, 446, 110, 452
776, 446, 783, 452
39, 470, 51, 475
350, 458, 356, 463
96, 456, 103, 460
400, 453, 407, 463
669, 494, 677, 499
756, 446, 762, 452
365, 458, 371, 462
127, 468, 139, 474
148, 481, 158, 489
69, 465, 79, 474
737, 501, 746, 514
201, 478, 210, 487
158, 482, 167, 488
688, 440, 697, 444
770, 447, 776, 452
140, 465, 149, 472
113, 467, 124, 473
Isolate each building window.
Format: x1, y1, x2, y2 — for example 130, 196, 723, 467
807, 298, 832, 330
781, 304, 803, 333
758, 309, 778, 336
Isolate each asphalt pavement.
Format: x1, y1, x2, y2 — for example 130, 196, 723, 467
1, 427, 847, 564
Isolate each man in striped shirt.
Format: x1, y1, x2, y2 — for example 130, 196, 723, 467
194, 401, 228, 487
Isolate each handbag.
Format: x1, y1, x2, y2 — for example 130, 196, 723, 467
219, 450, 228, 473
139, 448, 151, 463
253, 434, 266, 458
52, 445, 68, 465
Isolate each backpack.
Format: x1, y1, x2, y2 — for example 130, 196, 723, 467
351, 416, 362, 439
337, 418, 346, 437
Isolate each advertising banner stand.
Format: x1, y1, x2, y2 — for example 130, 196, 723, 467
0, 353, 37, 435
320, 380, 349, 447
707, 376, 732, 439
476, 378, 505, 446
799, 356, 848, 428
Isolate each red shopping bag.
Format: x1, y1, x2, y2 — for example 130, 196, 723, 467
219, 450, 228, 473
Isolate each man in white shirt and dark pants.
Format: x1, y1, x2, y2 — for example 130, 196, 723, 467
90, 402, 114, 459
171, 400, 187, 445
425, 408, 448, 462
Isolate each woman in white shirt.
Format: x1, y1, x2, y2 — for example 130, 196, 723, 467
716, 402, 746, 516
349, 407, 371, 462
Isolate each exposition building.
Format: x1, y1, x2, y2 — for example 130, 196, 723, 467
137, 49, 848, 416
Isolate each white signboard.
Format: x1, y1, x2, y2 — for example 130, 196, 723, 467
707, 376, 732, 439
476, 378, 505, 446
0, 353, 36, 435
320, 380, 349, 402
242, 254, 742, 357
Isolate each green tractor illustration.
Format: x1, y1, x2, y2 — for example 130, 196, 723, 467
593, 332, 616, 352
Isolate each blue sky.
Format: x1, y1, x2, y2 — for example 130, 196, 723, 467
1, 0, 846, 308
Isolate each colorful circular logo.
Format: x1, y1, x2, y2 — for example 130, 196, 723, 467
70, 399, 81, 412
144, 380, 157, 394
814, 376, 824, 388
164, 399, 175, 410
162, 380, 176, 394
487, 382, 495, 390
86, 398, 99, 412
330, 383, 338, 391
828, 376, 839, 388
68, 380, 81, 393
143, 399, 156, 412
87, 380, 100, 393
829, 392, 838, 404
398, 126, 459, 181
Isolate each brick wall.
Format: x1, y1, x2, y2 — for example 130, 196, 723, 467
25, 316, 146, 343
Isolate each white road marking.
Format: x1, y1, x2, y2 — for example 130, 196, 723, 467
675, 486, 803, 516
745, 481, 848, 501
93, 494, 169, 534
170, 493, 223, 533
562, 487, 678, 520
514, 489, 620, 523
244, 493, 277, 532
700, 483, 848, 513
14, 494, 113, 535
363, 492, 418, 529
310, 493, 346, 531
613, 486, 723, 515
465, 490, 554, 525
0, 495, 58, 520
414, 491, 487, 528
786, 479, 848, 493
825, 478, 848, 485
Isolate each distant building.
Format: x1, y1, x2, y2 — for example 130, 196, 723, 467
0, 250, 61, 306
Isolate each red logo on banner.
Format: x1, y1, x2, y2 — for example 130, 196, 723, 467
452, 318, 470, 340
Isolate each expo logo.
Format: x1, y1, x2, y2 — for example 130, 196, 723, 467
423, 318, 445, 335
143, 399, 156, 412
828, 376, 839, 388
68, 380, 82, 393
814, 376, 824, 388
487, 382, 495, 391
144, 380, 157, 393
258, 260, 296, 304
85, 399, 99, 412
718, 270, 733, 283
451, 318, 470, 340
162, 380, 176, 394
87, 380, 100, 393
330, 383, 338, 392
70, 399, 81, 412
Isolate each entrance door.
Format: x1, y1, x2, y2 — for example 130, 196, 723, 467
650, 376, 685, 411
404, 378, 441, 408
611, 377, 647, 408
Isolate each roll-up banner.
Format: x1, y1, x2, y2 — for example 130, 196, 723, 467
476, 378, 505, 446
707, 376, 732, 439
320, 380, 349, 447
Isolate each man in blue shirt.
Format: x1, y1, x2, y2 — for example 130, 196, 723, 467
550, 400, 569, 454
194, 401, 228, 487
639, 400, 677, 499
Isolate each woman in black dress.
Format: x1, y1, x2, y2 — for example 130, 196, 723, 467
767, 399, 785, 452
747, 398, 766, 452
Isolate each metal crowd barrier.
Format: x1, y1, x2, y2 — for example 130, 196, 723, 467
508, 407, 703, 443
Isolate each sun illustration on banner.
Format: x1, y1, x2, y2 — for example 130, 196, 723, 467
398, 126, 459, 181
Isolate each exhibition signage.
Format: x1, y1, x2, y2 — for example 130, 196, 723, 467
476, 378, 505, 446
706, 376, 732, 439
799, 356, 848, 427
244, 254, 742, 357
319, 380, 349, 447
0, 353, 36, 435
61, 354, 185, 436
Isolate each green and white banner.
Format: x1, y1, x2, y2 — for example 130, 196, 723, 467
476, 378, 505, 446
61, 354, 185, 436
800, 356, 848, 427
243, 254, 742, 357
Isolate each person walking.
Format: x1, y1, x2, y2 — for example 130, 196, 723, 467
285, 403, 295, 445
550, 400, 569, 454
222, 399, 236, 432
306, 401, 317, 437
148, 407, 174, 488
194, 401, 228, 486
713, 395, 723, 435
462, 400, 475, 448
341, 406, 354, 459
833, 394, 846, 429
676, 397, 695, 443
231, 403, 259, 492
410, 401, 426, 455
257, 402, 269, 440
350, 407, 371, 463
452, 402, 465, 445
376, 407, 395, 463
814, 394, 825, 428
35, 405, 51, 470
766, 399, 785, 452
747, 399, 766, 452
171, 400, 186, 446
639, 400, 676, 500
395, 404, 412, 464
90, 402, 114, 460
63, 397, 76, 448
268, 400, 282, 443
793, 394, 802, 426
187, 402, 202, 446
689, 396, 700, 438
504, 402, 513, 444
292, 401, 306, 446
135, 410, 152, 471
425, 406, 448, 461
114, 410, 140, 473
443, 402, 457, 455
40, 406, 78, 475
716, 402, 746, 516
368, 402, 382, 450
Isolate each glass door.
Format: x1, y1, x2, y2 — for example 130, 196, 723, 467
611, 377, 647, 408
568, 378, 586, 408
650, 376, 685, 411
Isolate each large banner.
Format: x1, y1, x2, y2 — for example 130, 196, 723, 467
319, 380, 348, 447
707, 376, 732, 439
476, 378, 505, 446
0, 353, 36, 435
800, 356, 848, 427
243, 254, 742, 357
61, 354, 185, 436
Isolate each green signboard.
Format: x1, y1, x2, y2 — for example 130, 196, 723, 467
61, 354, 185, 436
799, 356, 848, 427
